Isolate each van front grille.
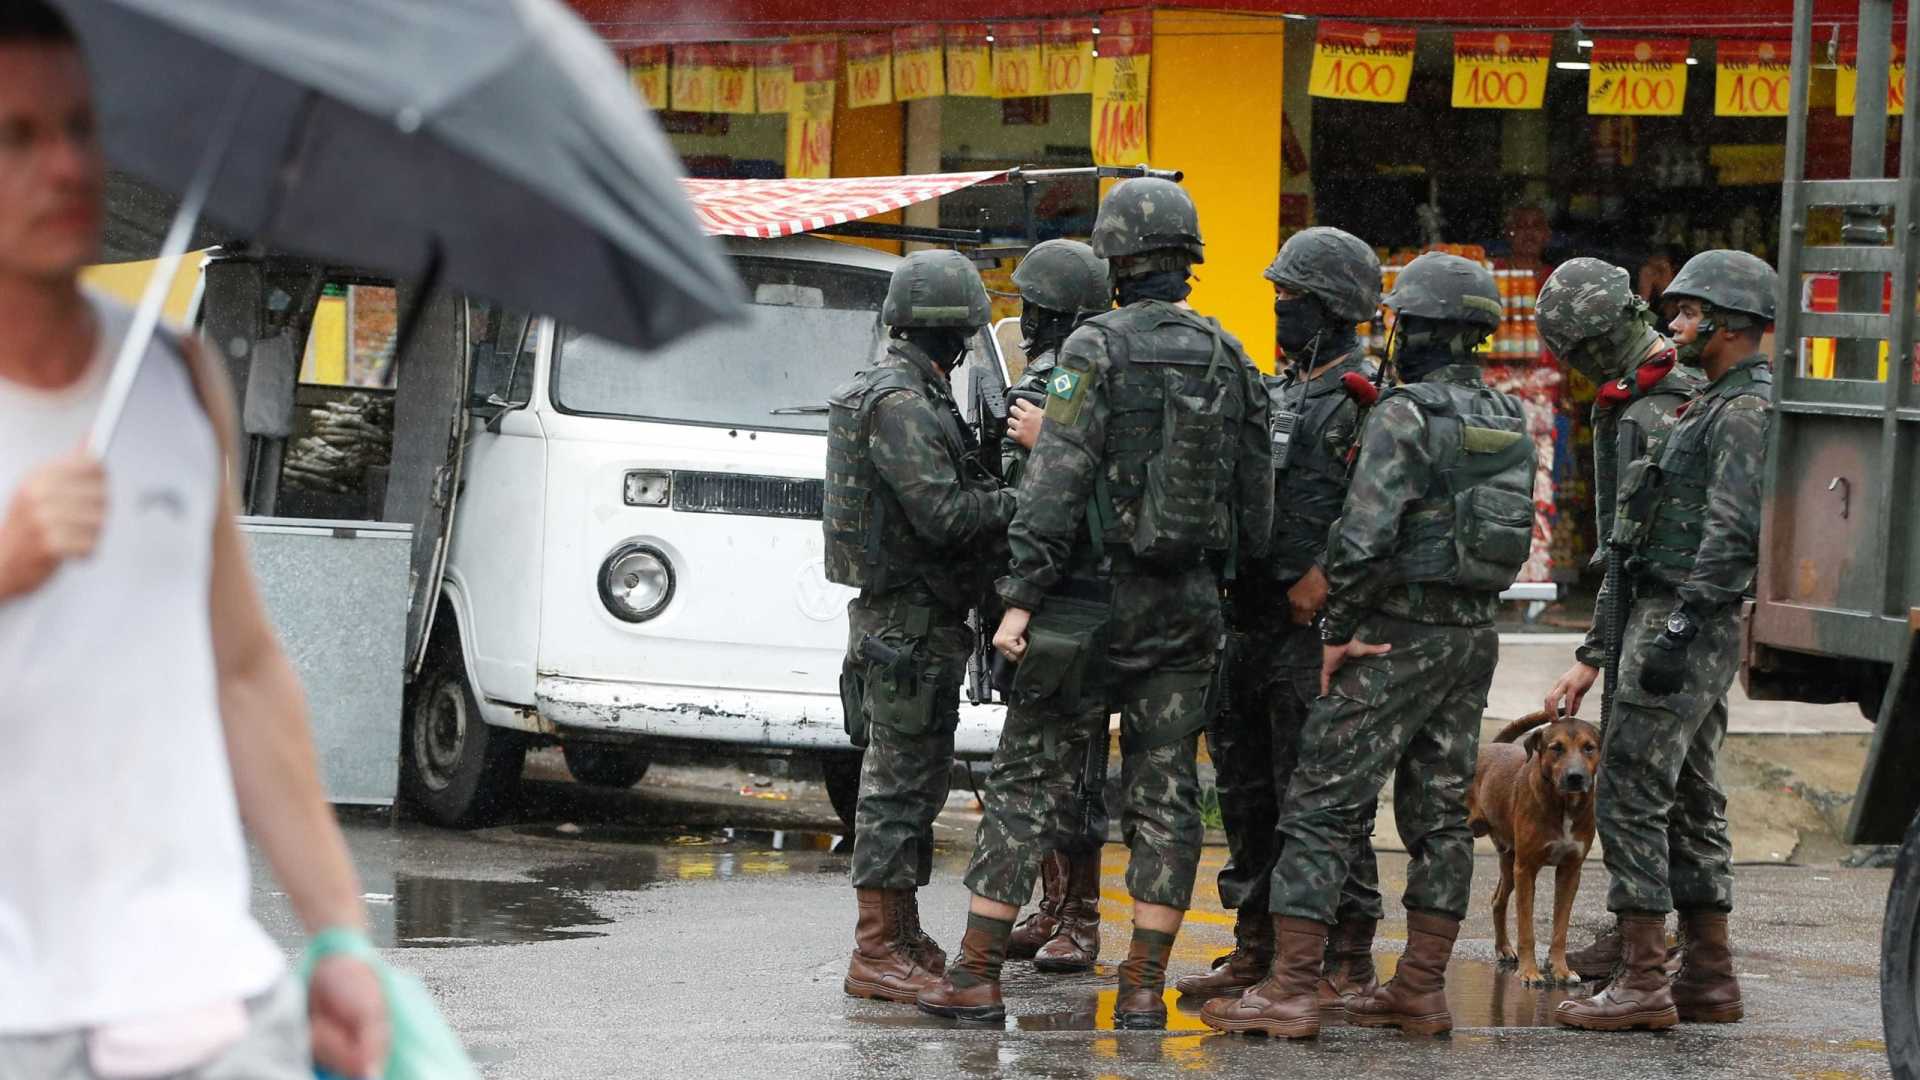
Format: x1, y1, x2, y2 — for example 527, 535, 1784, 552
671, 471, 823, 520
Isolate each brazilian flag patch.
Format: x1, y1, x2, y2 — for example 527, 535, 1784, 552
1044, 367, 1089, 427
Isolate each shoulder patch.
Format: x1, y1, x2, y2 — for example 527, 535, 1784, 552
1044, 366, 1090, 427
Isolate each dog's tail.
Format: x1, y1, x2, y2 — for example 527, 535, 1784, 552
1491, 708, 1557, 745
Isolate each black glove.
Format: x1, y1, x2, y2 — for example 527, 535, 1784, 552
1637, 607, 1698, 696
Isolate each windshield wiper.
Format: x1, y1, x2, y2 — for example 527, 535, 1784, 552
770, 405, 830, 415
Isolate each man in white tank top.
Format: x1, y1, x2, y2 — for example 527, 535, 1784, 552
0, 6, 389, 1078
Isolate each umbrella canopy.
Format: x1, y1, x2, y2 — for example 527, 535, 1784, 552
57, 0, 743, 352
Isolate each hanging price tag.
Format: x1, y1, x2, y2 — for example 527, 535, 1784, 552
711, 44, 755, 115
1310, 23, 1416, 104
787, 44, 837, 179
755, 43, 792, 115
845, 34, 893, 108
945, 25, 993, 98
1837, 37, 1906, 117
1090, 10, 1150, 166
1716, 40, 1791, 117
994, 22, 1043, 98
628, 45, 668, 111
892, 26, 944, 100
1451, 32, 1550, 110
1587, 39, 1689, 116
1043, 19, 1095, 95
671, 44, 718, 113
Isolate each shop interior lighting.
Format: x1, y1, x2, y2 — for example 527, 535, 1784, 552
1685, 57, 1699, 64
1555, 60, 1592, 70
1091, 26, 1100, 33
1577, 38, 1594, 48
1282, 12, 1309, 19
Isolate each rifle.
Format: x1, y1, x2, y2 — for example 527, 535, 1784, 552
966, 362, 1013, 706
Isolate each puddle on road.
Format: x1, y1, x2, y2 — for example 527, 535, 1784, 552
379, 828, 850, 948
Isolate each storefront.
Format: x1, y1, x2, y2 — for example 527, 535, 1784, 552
571, 0, 1881, 586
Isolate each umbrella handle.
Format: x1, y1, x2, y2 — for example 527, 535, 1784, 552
87, 65, 259, 458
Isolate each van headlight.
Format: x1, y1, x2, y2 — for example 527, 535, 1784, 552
598, 543, 674, 622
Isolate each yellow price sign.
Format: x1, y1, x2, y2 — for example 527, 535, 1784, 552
1043, 19, 1095, 95
786, 45, 837, 179
1715, 40, 1791, 117
628, 45, 667, 111
845, 34, 893, 108
892, 26, 944, 101
671, 44, 717, 113
994, 23, 1043, 98
711, 44, 755, 115
1310, 22, 1416, 104
754, 43, 792, 115
1837, 39, 1906, 117
945, 26, 993, 97
1451, 32, 1550, 110
1089, 11, 1151, 167
1588, 39, 1689, 116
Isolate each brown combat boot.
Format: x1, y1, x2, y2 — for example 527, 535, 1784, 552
1554, 913, 1680, 1031
845, 888, 939, 1003
1346, 910, 1458, 1035
1113, 928, 1176, 1029
917, 914, 1013, 1022
1670, 910, 1744, 1023
1317, 916, 1379, 1008
1034, 850, 1103, 973
1174, 905, 1274, 998
1199, 916, 1328, 1039
899, 889, 946, 976
1566, 924, 1622, 982
1006, 852, 1068, 961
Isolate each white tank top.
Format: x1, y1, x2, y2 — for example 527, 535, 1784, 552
0, 293, 282, 1033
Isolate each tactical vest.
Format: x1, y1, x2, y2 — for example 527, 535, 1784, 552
823, 352, 981, 605
1625, 362, 1772, 587
1082, 301, 1250, 570
1265, 357, 1370, 583
1588, 369, 1695, 572
1385, 379, 1536, 592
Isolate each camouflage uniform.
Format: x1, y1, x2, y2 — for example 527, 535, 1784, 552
968, 302, 1273, 910
1270, 254, 1534, 928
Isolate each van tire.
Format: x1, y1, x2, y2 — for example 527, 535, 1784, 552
562, 744, 652, 789
402, 652, 525, 828
1883, 810, 1920, 1080
821, 752, 863, 833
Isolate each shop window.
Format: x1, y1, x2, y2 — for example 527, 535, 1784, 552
277, 281, 400, 521
470, 306, 537, 410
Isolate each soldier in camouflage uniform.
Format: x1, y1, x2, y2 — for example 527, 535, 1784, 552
1556, 251, 1776, 1032
997, 239, 1117, 974
1534, 257, 1702, 982
1204, 252, 1537, 1039
919, 178, 1274, 1029
1176, 228, 1387, 1005
824, 250, 1018, 1005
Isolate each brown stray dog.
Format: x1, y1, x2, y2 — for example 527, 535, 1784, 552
1467, 709, 1602, 986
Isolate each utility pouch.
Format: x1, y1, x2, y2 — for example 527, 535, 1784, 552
1611, 457, 1664, 552
839, 660, 870, 749
1132, 325, 1231, 565
859, 605, 939, 736
1010, 595, 1111, 712
1451, 483, 1535, 590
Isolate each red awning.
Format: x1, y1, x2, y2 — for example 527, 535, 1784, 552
679, 170, 1005, 238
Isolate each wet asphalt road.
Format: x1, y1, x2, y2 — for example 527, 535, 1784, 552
252, 771, 1897, 1079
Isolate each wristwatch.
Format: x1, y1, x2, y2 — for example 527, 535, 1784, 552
1664, 608, 1698, 643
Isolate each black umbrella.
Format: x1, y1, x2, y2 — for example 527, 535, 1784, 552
53, 0, 744, 449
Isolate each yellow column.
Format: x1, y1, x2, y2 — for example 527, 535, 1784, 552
1149, 11, 1285, 368
831, 71, 905, 255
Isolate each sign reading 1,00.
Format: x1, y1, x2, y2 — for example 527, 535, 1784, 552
1591, 69, 1681, 113
1459, 65, 1534, 106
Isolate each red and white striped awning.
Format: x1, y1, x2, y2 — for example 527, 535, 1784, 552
679, 171, 1006, 238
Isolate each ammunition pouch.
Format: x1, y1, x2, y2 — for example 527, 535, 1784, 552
859, 606, 943, 737
839, 660, 870, 749
1010, 593, 1112, 713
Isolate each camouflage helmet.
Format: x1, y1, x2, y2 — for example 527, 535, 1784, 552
1383, 252, 1503, 331
1090, 178, 1205, 264
882, 249, 991, 329
1537, 257, 1638, 357
1664, 249, 1778, 324
1264, 227, 1382, 324
1012, 239, 1111, 315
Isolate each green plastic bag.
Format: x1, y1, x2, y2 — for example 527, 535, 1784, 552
300, 928, 479, 1080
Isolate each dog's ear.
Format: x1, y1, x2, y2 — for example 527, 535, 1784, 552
1522, 725, 1546, 758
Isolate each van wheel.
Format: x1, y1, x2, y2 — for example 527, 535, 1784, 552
821, 752, 863, 834
1883, 810, 1920, 1080
562, 744, 652, 788
402, 653, 525, 828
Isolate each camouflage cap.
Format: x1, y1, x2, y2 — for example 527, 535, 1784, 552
1264, 227, 1383, 324
882, 249, 991, 329
1664, 249, 1778, 323
1383, 252, 1503, 331
1537, 257, 1637, 356
1012, 239, 1111, 314
1090, 178, 1205, 264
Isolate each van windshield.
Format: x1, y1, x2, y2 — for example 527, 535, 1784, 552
551, 257, 891, 434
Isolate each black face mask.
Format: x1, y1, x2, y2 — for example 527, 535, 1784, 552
899, 328, 971, 372
1274, 296, 1328, 355
1020, 305, 1077, 360
1115, 269, 1191, 306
